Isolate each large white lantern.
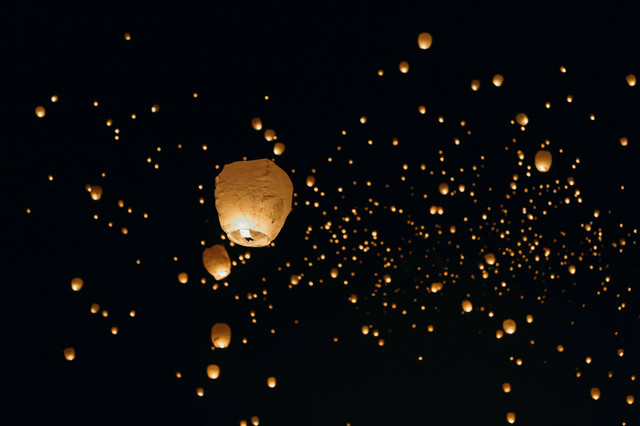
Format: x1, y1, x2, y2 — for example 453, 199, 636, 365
202, 244, 231, 280
215, 159, 293, 247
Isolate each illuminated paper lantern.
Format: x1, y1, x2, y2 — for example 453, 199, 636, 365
493, 74, 504, 87
439, 183, 449, 195
64, 347, 75, 361
71, 277, 84, 292
273, 142, 285, 155
267, 376, 277, 388
515, 113, 528, 126
399, 61, 409, 73
484, 253, 496, 265
417, 32, 432, 50
251, 416, 260, 425
506, 412, 516, 424
211, 323, 231, 348
503, 382, 511, 393
626, 74, 636, 86
264, 129, 276, 141
207, 364, 220, 379
215, 159, 293, 247
89, 185, 103, 200
534, 150, 552, 172
35, 106, 46, 118
462, 300, 473, 312
251, 117, 262, 131
202, 244, 231, 280
590, 387, 600, 400
503, 319, 517, 334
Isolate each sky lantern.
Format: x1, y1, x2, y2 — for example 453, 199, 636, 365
503, 319, 516, 334
202, 244, 231, 280
306, 175, 316, 187
439, 183, 449, 195
626, 74, 636, 86
526, 314, 533, 323
35, 106, 45, 118
178, 272, 188, 284
568, 265, 576, 275
70, 277, 84, 291
534, 150, 552, 172
506, 412, 516, 424
211, 323, 231, 348
267, 376, 277, 388
620, 137, 628, 147
264, 129, 276, 141
515, 113, 528, 126
361, 325, 369, 335
590, 387, 600, 400
251, 416, 260, 425
206, 364, 220, 379
627, 395, 635, 405
330, 268, 339, 278
251, 117, 262, 131
493, 74, 504, 87
290, 275, 299, 285
417, 32, 432, 49
462, 300, 473, 313
273, 142, 285, 155
484, 253, 496, 265
430, 282, 443, 293
89, 185, 103, 200
502, 382, 511, 393
214, 159, 293, 247
399, 61, 409, 73
471, 80, 480, 91
63, 347, 75, 361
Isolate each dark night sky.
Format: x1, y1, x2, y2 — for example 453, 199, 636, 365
3, 2, 639, 425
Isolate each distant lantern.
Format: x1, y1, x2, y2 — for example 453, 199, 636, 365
349, 294, 358, 303
417, 32, 433, 50
534, 150, 552, 172
399, 61, 409, 73
627, 395, 635, 405
462, 300, 473, 313
430, 282, 443, 293
290, 275, 299, 285
196, 387, 204, 397
202, 244, 231, 280
211, 323, 231, 348
89, 185, 103, 200
267, 376, 277, 388
35, 106, 46, 118
506, 412, 516, 424
64, 347, 76, 361
273, 142, 285, 155
568, 265, 576, 275
626, 74, 637, 86
214, 159, 293, 247
493, 74, 504, 87
206, 364, 220, 379
251, 416, 260, 426
439, 183, 449, 195
590, 387, 600, 400
526, 314, 533, 323
251, 118, 263, 131
361, 325, 369, 335
306, 175, 316, 187
178, 272, 188, 284
503, 319, 517, 334
503, 382, 511, 393
515, 113, 529, 126
330, 268, 339, 278
471, 80, 480, 91
71, 277, 84, 292
620, 137, 628, 147
484, 253, 496, 265
264, 129, 276, 141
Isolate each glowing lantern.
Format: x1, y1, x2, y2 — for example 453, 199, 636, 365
71, 277, 84, 292
626, 74, 636, 86
178, 272, 188, 284
590, 387, 600, 400
90, 303, 100, 314
471, 80, 480, 91
503, 382, 511, 393
439, 183, 449, 195
196, 387, 204, 397
64, 347, 75, 361
330, 268, 339, 278
526, 314, 533, 323
484, 253, 496, 265
251, 118, 262, 131
503, 319, 516, 334
462, 300, 473, 313
534, 150, 552, 172
361, 325, 369, 335
264, 129, 276, 141
89, 185, 103, 200
399, 61, 409, 73
620, 137, 628, 146
290, 275, 299, 285
506, 412, 516, 424
515, 113, 528, 126
35, 106, 46, 118
493, 74, 504, 87
568, 265, 576, 275
627, 395, 635, 405
273, 142, 285, 155
215, 159, 293, 247
251, 416, 260, 426
211, 323, 231, 348
306, 176, 316, 187
417, 32, 432, 50
207, 364, 220, 379
430, 282, 443, 293
202, 244, 231, 280
267, 376, 277, 388
496, 330, 504, 339
349, 294, 358, 303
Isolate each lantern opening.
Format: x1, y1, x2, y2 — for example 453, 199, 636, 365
240, 229, 254, 242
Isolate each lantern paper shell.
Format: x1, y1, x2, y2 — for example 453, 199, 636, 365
202, 244, 231, 280
534, 150, 552, 172
214, 159, 293, 247
211, 323, 231, 348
